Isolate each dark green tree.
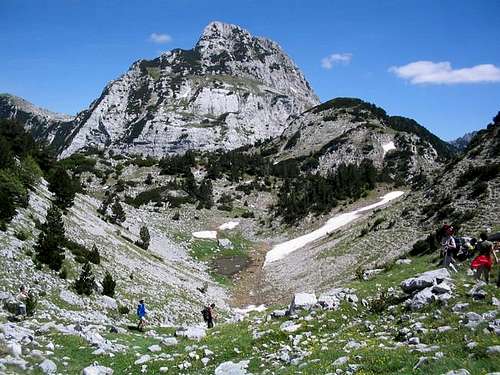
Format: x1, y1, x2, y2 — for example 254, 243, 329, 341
34, 204, 65, 271
110, 199, 126, 224
197, 179, 213, 209
74, 262, 95, 296
102, 271, 116, 298
48, 166, 78, 209
138, 225, 150, 250
144, 173, 154, 185
88, 244, 101, 265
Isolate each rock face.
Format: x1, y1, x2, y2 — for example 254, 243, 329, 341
2, 22, 318, 157
267, 98, 455, 180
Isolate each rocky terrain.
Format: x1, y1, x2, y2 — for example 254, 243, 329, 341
0, 19, 498, 375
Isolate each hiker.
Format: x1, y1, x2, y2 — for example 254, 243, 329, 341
202, 303, 216, 328
136, 299, 147, 331
471, 239, 496, 283
16, 285, 29, 317
441, 225, 458, 272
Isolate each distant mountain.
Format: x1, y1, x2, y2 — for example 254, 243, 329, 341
263, 97, 456, 182
0, 93, 75, 150
0, 22, 319, 157
449, 131, 478, 151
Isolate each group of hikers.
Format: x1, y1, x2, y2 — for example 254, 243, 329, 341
441, 224, 500, 286
135, 300, 217, 331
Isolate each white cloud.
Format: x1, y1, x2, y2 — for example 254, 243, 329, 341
149, 32, 172, 44
389, 61, 500, 85
321, 53, 352, 69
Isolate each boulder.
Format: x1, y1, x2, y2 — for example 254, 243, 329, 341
148, 344, 161, 353
445, 370, 470, 375
97, 296, 117, 310
134, 354, 151, 365
214, 360, 250, 375
271, 309, 288, 318
486, 346, 500, 355
400, 268, 450, 294
396, 259, 412, 265
82, 364, 114, 375
317, 293, 340, 310
59, 289, 84, 307
289, 292, 317, 313
332, 356, 349, 367
161, 337, 178, 346
175, 326, 206, 341
39, 359, 57, 374
362, 269, 384, 280
218, 238, 233, 249
7, 342, 22, 358
406, 287, 436, 310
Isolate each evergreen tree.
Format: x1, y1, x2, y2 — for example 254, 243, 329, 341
138, 225, 150, 250
102, 271, 116, 298
88, 244, 101, 265
144, 173, 154, 185
34, 204, 65, 271
74, 262, 95, 296
197, 179, 213, 209
110, 199, 126, 224
48, 166, 78, 209
25, 290, 38, 316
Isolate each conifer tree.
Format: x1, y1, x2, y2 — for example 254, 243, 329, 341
75, 262, 95, 296
88, 244, 101, 265
48, 166, 77, 209
34, 204, 65, 271
110, 199, 126, 224
198, 179, 213, 209
138, 225, 150, 250
102, 271, 116, 298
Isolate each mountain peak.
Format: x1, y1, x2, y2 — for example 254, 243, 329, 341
200, 21, 248, 39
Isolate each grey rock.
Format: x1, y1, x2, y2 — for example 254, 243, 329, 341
332, 356, 349, 367
82, 364, 114, 375
39, 359, 57, 374
445, 370, 471, 375
214, 359, 250, 375
400, 268, 450, 294
134, 354, 151, 365
289, 292, 317, 313
486, 346, 500, 355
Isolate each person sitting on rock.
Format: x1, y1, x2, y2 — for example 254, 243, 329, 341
471, 239, 496, 283
136, 299, 147, 331
16, 285, 29, 317
441, 225, 458, 272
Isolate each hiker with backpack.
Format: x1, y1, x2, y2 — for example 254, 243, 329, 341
441, 225, 458, 272
202, 303, 216, 328
136, 299, 148, 331
471, 238, 497, 283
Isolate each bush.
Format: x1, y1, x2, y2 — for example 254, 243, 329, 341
136, 225, 150, 250
102, 271, 116, 298
25, 291, 37, 316
74, 262, 95, 296
88, 244, 101, 265
118, 305, 130, 315
59, 267, 68, 279
172, 211, 180, 221
15, 229, 29, 241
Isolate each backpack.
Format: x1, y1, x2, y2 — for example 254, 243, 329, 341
201, 307, 210, 322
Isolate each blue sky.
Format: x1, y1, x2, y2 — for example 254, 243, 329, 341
1, 0, 499, 140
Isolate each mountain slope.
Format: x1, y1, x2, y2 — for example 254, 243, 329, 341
265, 98, 455, 181
58, 21, 318, 157
0, 94, 75, 150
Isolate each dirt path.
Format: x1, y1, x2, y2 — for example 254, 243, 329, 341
229, 241, 272, 307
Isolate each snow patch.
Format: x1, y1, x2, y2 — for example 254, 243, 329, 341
192, 231, 218, 240
264, 191, 405, 265
218, 221, 240, 230
382, 141, 396, 154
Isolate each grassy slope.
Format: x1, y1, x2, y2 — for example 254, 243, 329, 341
24, 254, 499, 375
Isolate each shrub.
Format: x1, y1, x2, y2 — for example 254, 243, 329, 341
102, 271, 116, 298
172, 211, 180, 221
110, 199, 126, 224
25, 291, 37, 316
118, 305, 130, 315
59, 267, 68, 279
88, 244, 101, 265
15, 229, 29, 241
136, 225, 150, 250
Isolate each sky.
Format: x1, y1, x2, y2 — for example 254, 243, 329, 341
1, 0, 499, 140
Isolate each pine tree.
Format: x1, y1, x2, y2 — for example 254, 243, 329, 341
138, 225, 150, 250
48, 166, 78, 209
75, 262, 95, 296
198, 179, 213, 209
144, 173, 153, 185
34, 204, 65, 271
102, 271, 116, 297
110, 199, 126, 224
88, 244, 101, 265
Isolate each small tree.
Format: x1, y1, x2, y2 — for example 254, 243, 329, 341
111, 199, 126, 224
88, 244, 101, 265
25, 291, 38, 316
48, 166, 78, 209
34, 204, 65, 271
75, 262, 95, 296
137, 225, 150, 250
144, 173, 153, 185
102, 271, 116, 298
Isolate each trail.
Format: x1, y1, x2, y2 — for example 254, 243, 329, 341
264, 191, 405, 266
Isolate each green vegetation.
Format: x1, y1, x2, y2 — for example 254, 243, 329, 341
102, 271, 116, 298
74, 262, 95, 296
34, 204, 66, 271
